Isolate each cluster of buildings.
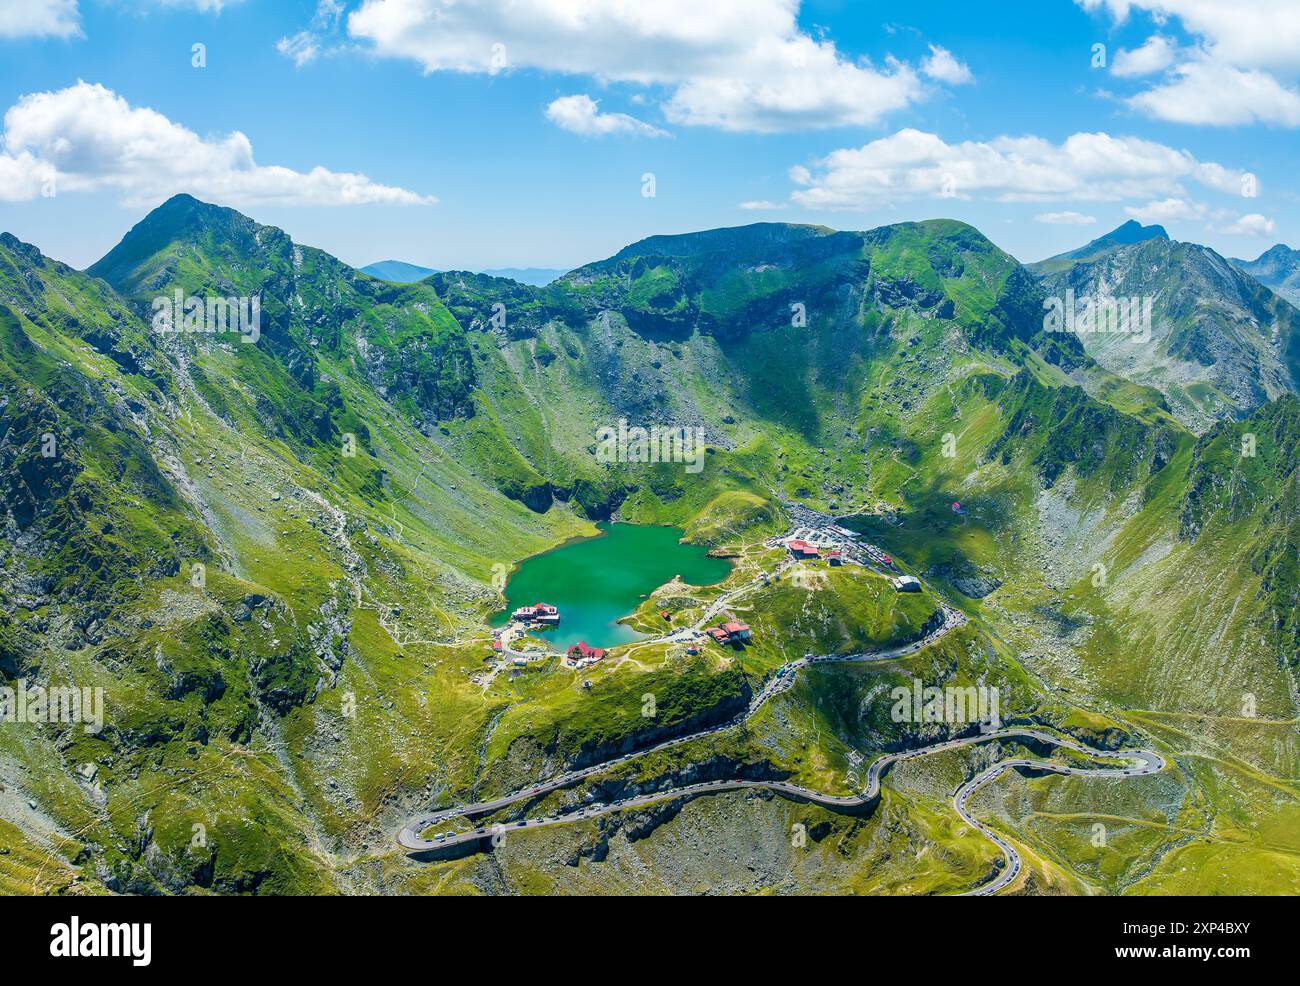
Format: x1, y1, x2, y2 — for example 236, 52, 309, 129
512, 601, 560, 625
786, 539, 844, 565
779, 526, 920, 592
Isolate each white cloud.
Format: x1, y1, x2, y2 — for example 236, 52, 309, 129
0, 0, 80, 38
921, 45, 974, 85
153, 0, 245, 11
737, 200, 786, 210
344, 0, 956, 132
789, 128, 1247, 209
1124, 197, 1206, 222
1111, 34, 1176, 77
1127, 59, 1300, 125
276, 0, 345, 67
1035, 211, 1097, 224
1217, 212, 1276, 236
277, 32, 321, 67
1081, 1, 1300, 125
0, 81, 433, 206
1124, 198, 1277, 237
545, 94, 668, 137
1081, 0, 1300, 70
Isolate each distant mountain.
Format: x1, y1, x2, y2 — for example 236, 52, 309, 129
1033, 219, 1168, 272
1233, 243, 1300, 308
360, 260, 569, 286
359, 259, 437, 282
1029, 222, 1299, 430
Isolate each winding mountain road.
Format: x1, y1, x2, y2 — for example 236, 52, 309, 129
401, 726, 1164, 898
399, 605, 966, 847
398, 540, 1167, 895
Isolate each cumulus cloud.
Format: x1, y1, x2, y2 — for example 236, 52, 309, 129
1217, 212, 1276, 236
0, 81, 433, 206
1035, 211, 1097, 224
1082, 0, 1300, 70
344, 0, 958, 132
1124, 197, 1207, 222
1123, 198, 1275, 237
1111, 35, 1176, 77
737, 200, 786, 210
545, 94, 668, 137
0, 0, 80, 38
1081, 0, 1300, 125
921, 45, 974, 85
788, 128, 1247, 209
1127, 59, 1300, 125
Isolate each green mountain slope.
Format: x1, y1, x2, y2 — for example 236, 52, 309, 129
0, 198, 1294, 896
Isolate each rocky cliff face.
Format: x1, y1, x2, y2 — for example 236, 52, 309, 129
1032, 229, 1300, 431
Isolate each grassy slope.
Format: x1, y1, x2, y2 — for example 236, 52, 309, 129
2, 204, 1295, 895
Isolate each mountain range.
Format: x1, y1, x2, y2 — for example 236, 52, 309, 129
1233, 243, 1300, 308
360, 260, 570, 286
1031, 221, 1300, 431
0, 195, 1295, 896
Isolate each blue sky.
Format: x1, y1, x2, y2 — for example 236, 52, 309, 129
0, 0, 1297, 272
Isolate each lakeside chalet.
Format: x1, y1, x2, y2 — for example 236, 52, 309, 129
512, 602, 560, 625
566, 640, 607, 665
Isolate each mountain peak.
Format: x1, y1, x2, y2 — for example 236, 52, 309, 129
1071, 219, 1169, 257
1232, 241, 1300, 307
607, 222, 838, 263
1033, 219, 1169, 269
1103, 219, 1169, 244
86, 194, 269, 291
1252, 243, 1296, 263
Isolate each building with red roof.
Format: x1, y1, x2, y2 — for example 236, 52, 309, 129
566, 640, 607, 663
708, 622, 752, 646
512, 602, 560, 624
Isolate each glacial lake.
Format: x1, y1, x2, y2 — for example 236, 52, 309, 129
493, 522, 732, 650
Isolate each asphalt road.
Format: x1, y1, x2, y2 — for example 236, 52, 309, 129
400, 722, 1165, 900
398, 530, 1166, 896
398, 604, 967, 851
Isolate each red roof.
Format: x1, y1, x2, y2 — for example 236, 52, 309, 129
567, 640, 606, 660
707, 628, 730, 642
789, 539, 811, 551
723, 621, 750, 634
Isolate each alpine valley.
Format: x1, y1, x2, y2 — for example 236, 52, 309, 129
1, 195, 1296, 896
